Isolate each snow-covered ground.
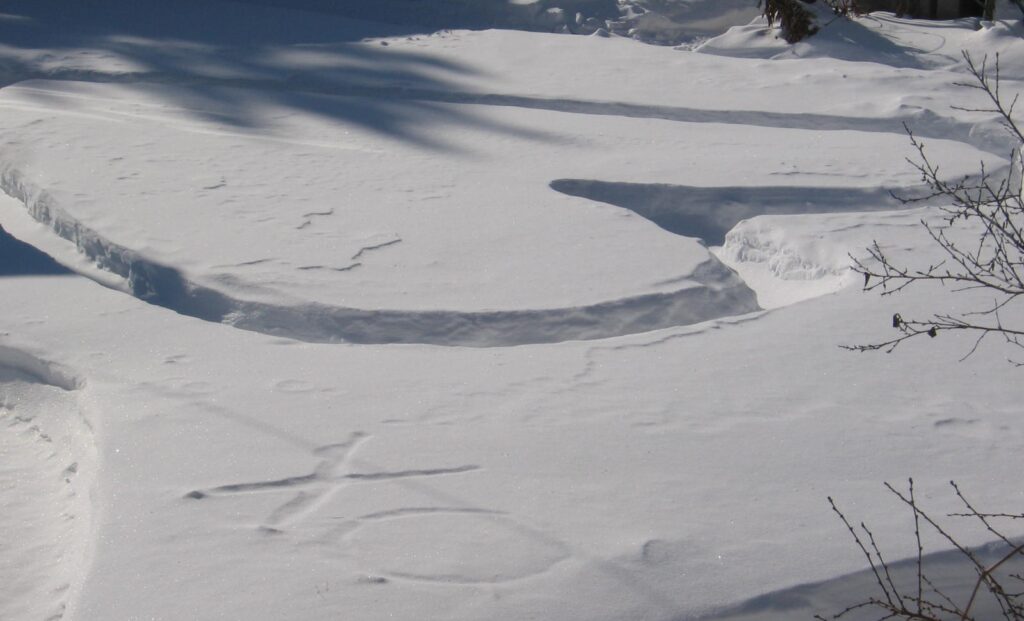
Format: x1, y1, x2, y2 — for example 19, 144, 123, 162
1, 1, 1022, 620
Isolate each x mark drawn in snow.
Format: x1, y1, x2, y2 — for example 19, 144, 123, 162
185, 431, 479, 532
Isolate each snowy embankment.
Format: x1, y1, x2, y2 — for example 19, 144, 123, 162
0, 345, 91, 621
1, 1, 1024, 620
0, 10, 1004, 343
0, 162, 758, 346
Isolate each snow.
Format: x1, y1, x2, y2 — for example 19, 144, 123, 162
1, 2, 1023, 620
0, 347, 92, 621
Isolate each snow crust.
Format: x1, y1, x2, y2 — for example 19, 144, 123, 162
1, 1, 1024, 620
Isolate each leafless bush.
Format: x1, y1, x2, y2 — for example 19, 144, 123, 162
847, 52, 1024, 360
819, 480, 1024, 621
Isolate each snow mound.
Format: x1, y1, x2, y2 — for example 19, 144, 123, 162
700, 6, 1024, 80
0, 347, 92, 621
717, 209, 928, 309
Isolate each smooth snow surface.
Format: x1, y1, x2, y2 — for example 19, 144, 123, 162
1, 2, 1023, 620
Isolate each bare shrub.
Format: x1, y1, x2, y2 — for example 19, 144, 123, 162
820, 480, 1024, 621
847, 52, 1024, 360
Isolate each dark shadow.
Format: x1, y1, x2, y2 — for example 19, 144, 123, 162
0, 1, 995, 154
0, 0, 550, 151
226, 0, 619, 31
700, 538, 1024, 621
550, 180, 905, 245
797, 14, 929, 69
0, 225, 72, 276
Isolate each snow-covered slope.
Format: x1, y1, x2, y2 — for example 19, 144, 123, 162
0, 346, 91, 621
1, 2, 1023, 620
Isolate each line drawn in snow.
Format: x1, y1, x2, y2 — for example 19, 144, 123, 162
342, 506, 571, 585
183, 430, 572, 585
185, 431, 480, 532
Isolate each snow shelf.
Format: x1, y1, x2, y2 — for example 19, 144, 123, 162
0, 72, 1000, 345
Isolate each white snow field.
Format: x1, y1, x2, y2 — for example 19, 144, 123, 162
1, 1, 1023, 620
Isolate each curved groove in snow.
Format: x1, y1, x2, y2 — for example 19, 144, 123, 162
0, 168, 760, 347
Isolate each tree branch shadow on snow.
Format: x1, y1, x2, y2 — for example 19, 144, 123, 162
0, 2, 1004, 156
697, 539, 1024, 621
550, 180, 910, 245
0, 0, 554, 152
700, 479, 1024, 621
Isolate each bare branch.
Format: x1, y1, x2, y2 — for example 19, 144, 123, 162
824, 481, 1024, 621
847, 54, 1023, 361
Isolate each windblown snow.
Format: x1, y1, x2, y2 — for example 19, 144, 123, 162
1, 1, 1022, 620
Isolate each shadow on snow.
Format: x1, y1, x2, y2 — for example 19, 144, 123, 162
699, 538, 1024, 621
0, 0, 550, 152
550, 179, 904, 246
0, 225, 71, 277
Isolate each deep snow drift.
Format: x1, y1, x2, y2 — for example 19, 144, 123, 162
1, 1, 1023, 620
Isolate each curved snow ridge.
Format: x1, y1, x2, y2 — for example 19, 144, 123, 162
25, 67, 1011, 156
717, 217, 858, 310
0, 348, 94, 621
550, 179, 905, 246
548, 178, 930, 310
0, 168, 760, 346
715, 209, 928, 309
230, 259, 760, 346
0, 344, 83, 391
